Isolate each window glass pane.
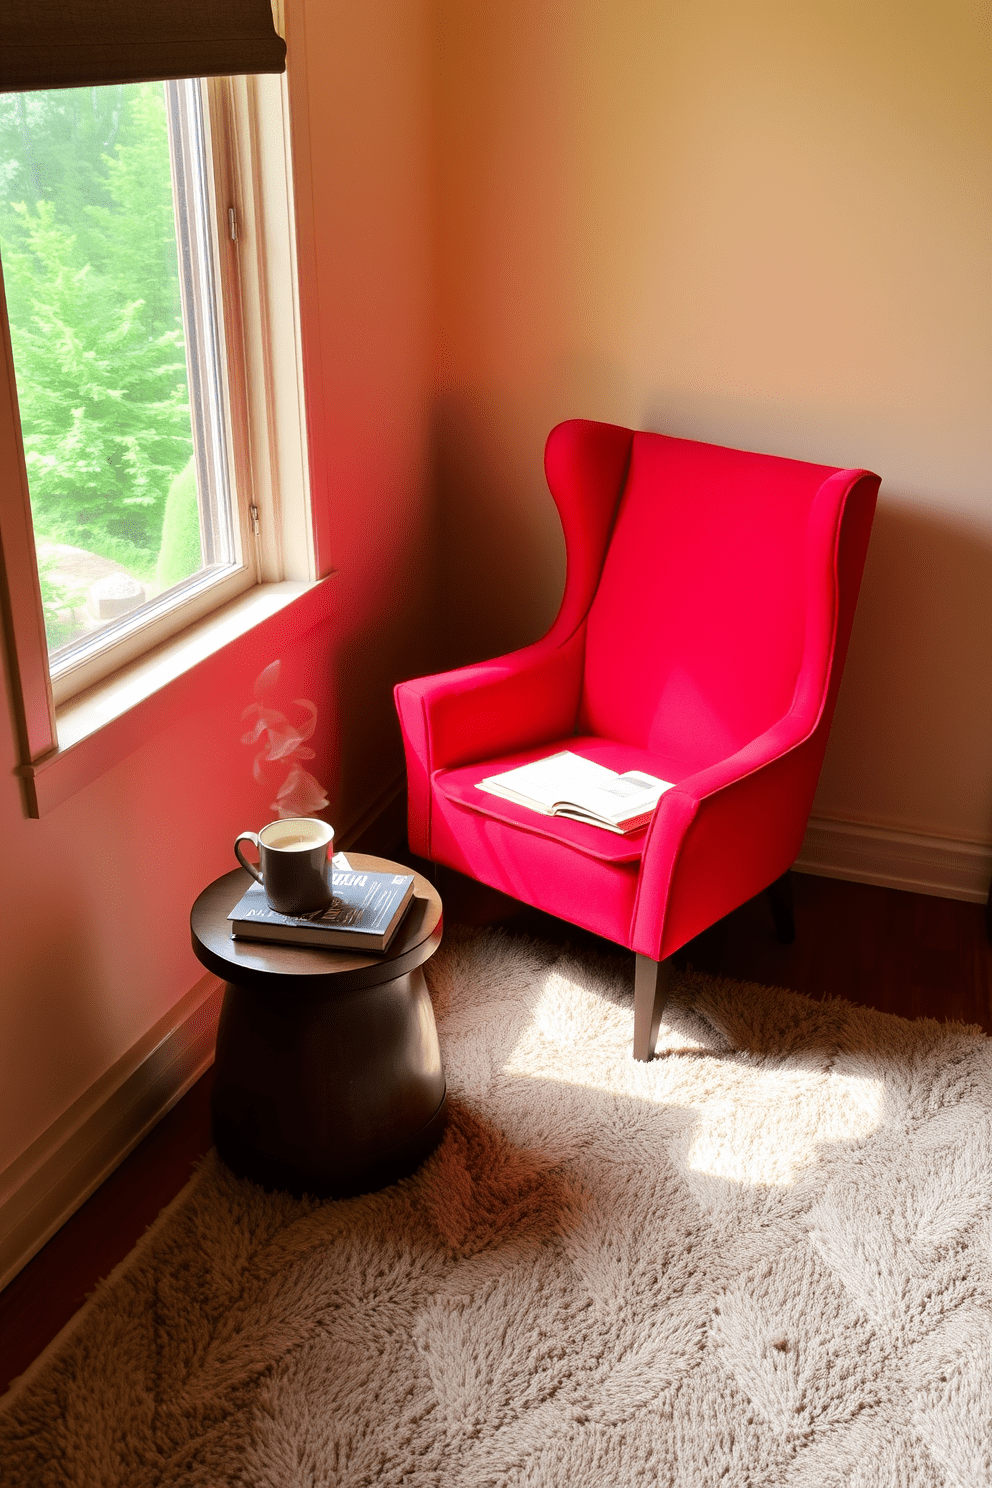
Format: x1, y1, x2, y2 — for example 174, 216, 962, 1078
0, 80, 238, 668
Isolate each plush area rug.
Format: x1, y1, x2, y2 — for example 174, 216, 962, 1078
3, 928, 992, 1487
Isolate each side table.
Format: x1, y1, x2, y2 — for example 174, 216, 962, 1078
190, 854, 446, 1198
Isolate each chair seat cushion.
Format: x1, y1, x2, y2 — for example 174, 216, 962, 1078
434, 735, 685, 865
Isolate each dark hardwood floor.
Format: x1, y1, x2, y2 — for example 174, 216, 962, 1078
2, 864, 990, 1396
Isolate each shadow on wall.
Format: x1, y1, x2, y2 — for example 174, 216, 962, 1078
813, 498, 992, 840
325, 600, 443, 832
433, 391, 567, 673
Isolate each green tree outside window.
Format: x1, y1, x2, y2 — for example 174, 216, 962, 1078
0, 84, 195, 586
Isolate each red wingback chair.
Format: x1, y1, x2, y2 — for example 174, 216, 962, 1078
395, 420, 879, 1059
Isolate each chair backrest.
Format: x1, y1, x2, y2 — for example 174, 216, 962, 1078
576, 431, 842, 773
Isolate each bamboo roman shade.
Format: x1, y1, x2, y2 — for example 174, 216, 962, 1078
1, 0, 286, 92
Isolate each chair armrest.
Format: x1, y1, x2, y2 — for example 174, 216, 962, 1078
631, 714, 823, 960
396, 629, 585, 771
394, 631, 585, 855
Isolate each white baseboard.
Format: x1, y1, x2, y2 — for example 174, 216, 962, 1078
0, 972, 224, 1293
796, 816, 992, 905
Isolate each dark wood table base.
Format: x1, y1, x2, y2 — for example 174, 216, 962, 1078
213, 1089, 448, 1200
211, 965, 447, 1198
191, 858, 446, 1199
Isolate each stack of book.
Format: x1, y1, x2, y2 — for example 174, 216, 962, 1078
229, 854, 415, 952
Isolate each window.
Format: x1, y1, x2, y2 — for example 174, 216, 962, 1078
0, 4, 322, 814
1, 77, 253, 703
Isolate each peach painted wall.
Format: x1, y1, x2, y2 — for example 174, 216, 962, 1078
0, 0, 433, 1173
432, 0, 992, 846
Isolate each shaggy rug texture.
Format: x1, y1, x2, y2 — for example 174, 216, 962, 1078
3, 928, 992, 1487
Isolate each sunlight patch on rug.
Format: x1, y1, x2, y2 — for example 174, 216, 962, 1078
503, 965, 887, 1188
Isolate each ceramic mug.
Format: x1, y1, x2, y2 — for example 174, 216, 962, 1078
234, 816, 335, 916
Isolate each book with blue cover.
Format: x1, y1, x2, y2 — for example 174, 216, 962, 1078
229, 860, 415, 952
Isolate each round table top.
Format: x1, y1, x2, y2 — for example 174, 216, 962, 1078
190, 854, 443, 995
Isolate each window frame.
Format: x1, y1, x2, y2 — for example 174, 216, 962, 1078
0, 49, 320, 817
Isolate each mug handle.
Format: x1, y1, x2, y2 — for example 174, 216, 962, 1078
234, 831, 263, 883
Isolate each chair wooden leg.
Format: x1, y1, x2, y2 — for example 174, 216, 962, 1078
766, 870, 796, 944
633, 954, 672, 1061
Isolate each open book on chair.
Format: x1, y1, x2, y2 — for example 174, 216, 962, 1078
476, 750, 674, 835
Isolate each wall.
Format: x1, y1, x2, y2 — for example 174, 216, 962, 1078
0, 0, 433, 1179
431, 0, 992, 852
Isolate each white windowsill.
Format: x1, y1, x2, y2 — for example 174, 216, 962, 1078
19, 576, 334, 817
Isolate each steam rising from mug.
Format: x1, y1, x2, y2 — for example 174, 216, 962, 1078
242, 660, 329, 819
